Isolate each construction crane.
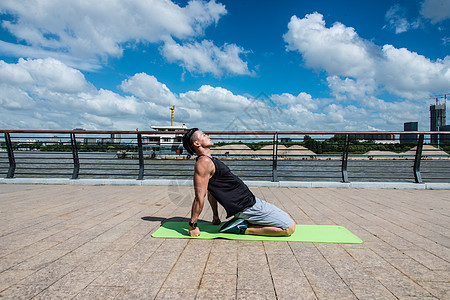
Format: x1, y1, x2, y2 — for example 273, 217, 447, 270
169, 105, 175, 126
429, 93, 449, 105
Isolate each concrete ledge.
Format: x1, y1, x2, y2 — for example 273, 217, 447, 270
1, 178, 449, 189
140, 179, 192, 186
311, 181, 352, 189
425, 182, 450, 190
245, 180, 280, 187
349, 181, 427, 189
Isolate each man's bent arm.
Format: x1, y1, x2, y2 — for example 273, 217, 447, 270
208, 192, 221, 225
189, 157, 213, 236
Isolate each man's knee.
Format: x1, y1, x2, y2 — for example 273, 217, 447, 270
284, 221, 296, 236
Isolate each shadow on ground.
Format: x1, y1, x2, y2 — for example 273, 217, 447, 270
141, 216, 210, 225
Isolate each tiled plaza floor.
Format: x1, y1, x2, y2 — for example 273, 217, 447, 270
0, 184, 448, 299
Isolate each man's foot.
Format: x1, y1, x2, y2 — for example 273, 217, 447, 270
219, 218, 249, 234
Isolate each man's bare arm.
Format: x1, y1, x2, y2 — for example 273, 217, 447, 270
189, 157, 213, 236
207, 192, 221, 225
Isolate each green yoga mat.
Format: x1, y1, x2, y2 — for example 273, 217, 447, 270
152, 222, 362, 244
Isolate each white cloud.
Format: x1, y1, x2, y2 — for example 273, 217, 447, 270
421, 0, 450, 24
0, 58, 166, 130
0, 40, 103, 71
178, 85, 255, 128
326, 76, 377, 100
120, 73, 178, 106
384, 4, 420, 34
283, 13, 375, 78
0, 58, 254, 130
0, 57, 434, 132
0, 57, 92, 94
271, 92, 318, 110
379, 45, 450, 99
0, 0, 244, 75
161, 39, 251, 76
284, 12, 450, 100
0, 0, 226, 56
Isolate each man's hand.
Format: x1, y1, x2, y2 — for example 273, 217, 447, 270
212, 215, 221, 225
189, 226, 201, 237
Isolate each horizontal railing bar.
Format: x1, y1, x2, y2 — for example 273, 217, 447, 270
16, 163, 73, 165
1, 129, 449, 135
77, 174, 137, 176
79, 164, 138, 167
79, 170, 140, 173
277, 175, 341, 179
14, 173, 72, 175
14, 157, 73, 160
15, 168, 74, 171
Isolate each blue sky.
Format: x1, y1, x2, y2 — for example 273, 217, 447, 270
0, 0, 449, 131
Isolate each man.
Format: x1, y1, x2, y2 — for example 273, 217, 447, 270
182, 128, 296, 237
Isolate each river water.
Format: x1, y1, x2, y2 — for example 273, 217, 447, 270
1, 151, 449, 183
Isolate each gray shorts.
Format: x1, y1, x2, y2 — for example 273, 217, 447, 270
234, 197, 293, 230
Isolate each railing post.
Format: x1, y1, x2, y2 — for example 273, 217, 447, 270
413, 134, 424, 183
70, 133, 80, 179
5, 133, 16, 178
272, 132, 278, 182
137, 133, 144, 180
341, 134, 350, 183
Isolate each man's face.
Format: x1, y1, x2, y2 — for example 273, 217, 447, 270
193, 130, 214, 149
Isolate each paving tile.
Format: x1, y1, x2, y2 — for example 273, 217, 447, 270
366, 266, 434, 298
196, 288, 236, 300
237, 289, 277, 300
362, 240, 407, 259
418, 280, 450, 299
31, 271, 101, 300
292, 246, 355, 297
18, 263, 73, 286
402, 250, 450, 271
204, 251, 237, 275
344, 276, 396, 299
114, 273, 166, 299
90, 266, 137, 287
0, 269, 33, 292
139, 250, 181, 274
271, 275, 316, 300
0, 284, 48, 299
387, 258, 446, 282
161, 253, 207, 289
74, 250, 125, 272
266, 253, 304, 277
263, 240, 292, 255
12, 249, 71, 271
211, 239, 239, 253
237, 265, 273, 291
72, 286, 122, 300
345, 247, 391, 268
1, 184, 449, 300
200, 273, 237, 290
154, 288, 198, 299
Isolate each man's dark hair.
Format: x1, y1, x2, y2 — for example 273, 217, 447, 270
182, 128, 198, 155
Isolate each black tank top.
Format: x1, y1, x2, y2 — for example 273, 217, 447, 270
198, 155, 256, 217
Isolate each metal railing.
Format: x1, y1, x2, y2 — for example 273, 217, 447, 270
0, 130, 449, 183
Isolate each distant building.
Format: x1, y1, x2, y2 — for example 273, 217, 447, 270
430, 103, 446, 144
73, 128, 87, 144
354, 133, 396, 143
84, 138, 98, 145
280, 138, 292, 143
142, 124, 188, 154
111, 133, 121, 144
400, 122, 418, 144
440, 125, 450, 144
